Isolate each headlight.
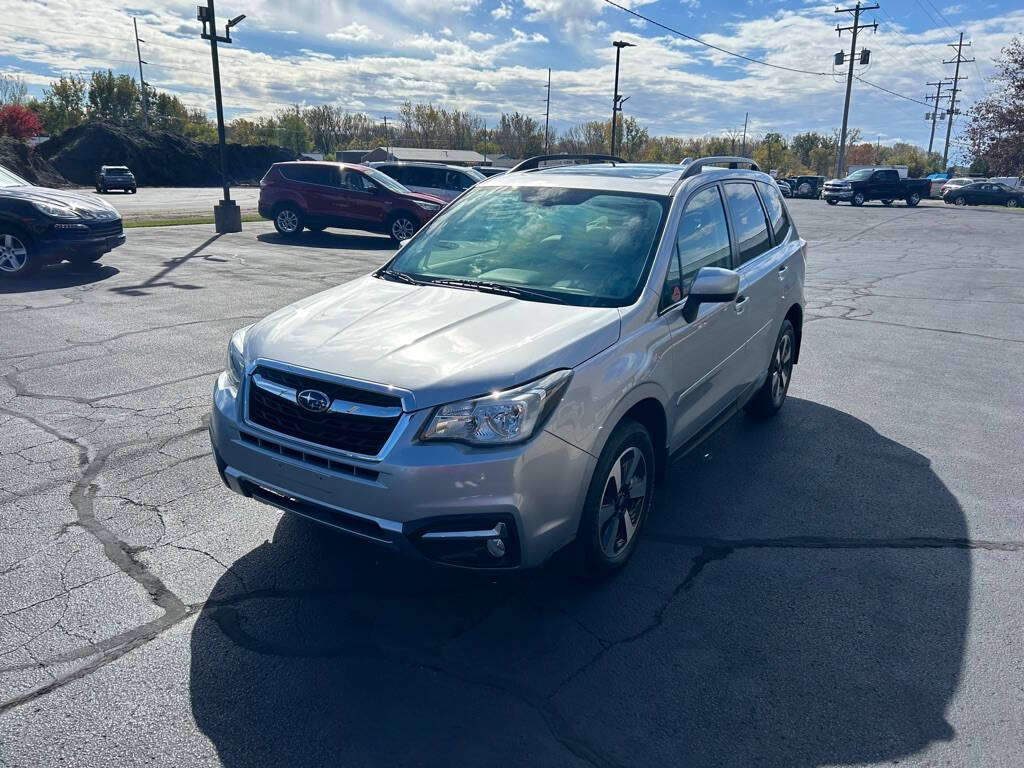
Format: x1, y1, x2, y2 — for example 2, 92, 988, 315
420, 370, 572, 446
32, 200, 79, 219
414, 200, 441, 211
225, 327, 248, 386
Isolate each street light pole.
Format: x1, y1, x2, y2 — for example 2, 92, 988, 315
610, 40, 634, 157
198, 0, 245, 233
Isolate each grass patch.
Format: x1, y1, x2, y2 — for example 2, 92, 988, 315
124, 213, 263, 228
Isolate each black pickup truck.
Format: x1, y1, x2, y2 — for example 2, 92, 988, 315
823, 168, 931, 207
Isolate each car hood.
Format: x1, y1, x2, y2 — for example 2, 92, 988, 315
0, 186, 120, 219
244, 274, 621, 410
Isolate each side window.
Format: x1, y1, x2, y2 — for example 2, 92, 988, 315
660, 250, 682, 310
281, 164, 331, 185
757, 181, 790, 244
447, 171, 472, 191
405, 167, 432, 187
675, 185, 732, 299
378, 166, 403, 184
722, 182, 771, 265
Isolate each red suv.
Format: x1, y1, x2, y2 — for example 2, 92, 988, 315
258, 162, 447, 242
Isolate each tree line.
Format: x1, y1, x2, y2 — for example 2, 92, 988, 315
3, 39, 1020, 178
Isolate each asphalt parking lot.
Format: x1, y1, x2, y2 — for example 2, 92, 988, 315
1, 199, 1022, 767
71, 187, 261, 221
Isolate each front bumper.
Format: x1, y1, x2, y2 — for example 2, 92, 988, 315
822, 187, 853, 200
37, 221, 126, 263
210, 372, 596, 569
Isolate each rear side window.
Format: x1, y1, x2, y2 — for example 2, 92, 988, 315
446, 170, 473, 191
280, 164, 332, 185
406, 166, 443, 188
675, 185, 732, 299
757, 181, 790, 244
723, 183, 771, 265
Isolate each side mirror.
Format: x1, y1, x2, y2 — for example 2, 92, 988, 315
682, 267, 739, 322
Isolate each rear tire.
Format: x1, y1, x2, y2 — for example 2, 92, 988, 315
826, 198, 838, 206
577, 419, 655, 576
273, 205, 303, 237
388, 212, 418, 242
745, 319, 796, 419
0, 230, 39, 279
851, 192, 865, 206
905, 192, 921, 207
1007, 198, 1019, 208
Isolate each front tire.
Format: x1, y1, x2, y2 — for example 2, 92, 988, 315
905, 192, 921, 207
0, 231, 39, 279
953, 196, 966, 206
273, 205, 303, 237
578, 419, 655, 575
388, 213, 418, 242
826, 198, 838, 206
745, 319, 796, 419
851, 192, 865, 206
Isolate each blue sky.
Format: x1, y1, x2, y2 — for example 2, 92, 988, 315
2, 0, 1021, 160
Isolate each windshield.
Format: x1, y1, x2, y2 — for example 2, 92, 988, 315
0, 165, 29, 187
846, 169, 873, 181
361, 166, 411, 195
385, 185, 669, 307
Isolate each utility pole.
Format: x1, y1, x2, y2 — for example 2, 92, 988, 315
198, 0, 245, 233
942, 32, 974, 171
741, 112, 748, 156
833, 2, 878, 178
382, 115, 389, 157
925, 80, 951, 155
543, 68, 551, 154
133, 18, 149, 130
610, 40, 635, 157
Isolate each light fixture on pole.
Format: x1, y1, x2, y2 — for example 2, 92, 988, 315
610, 40, 635, 157
198, 1, 245, 233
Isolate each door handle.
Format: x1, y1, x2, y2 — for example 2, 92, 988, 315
777, 265, 788, 280
735, 295, 750, 314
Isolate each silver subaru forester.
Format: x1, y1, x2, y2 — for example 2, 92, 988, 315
210, 156, 806, 573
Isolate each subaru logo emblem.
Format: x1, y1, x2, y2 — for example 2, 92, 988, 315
296, 389, 330, 413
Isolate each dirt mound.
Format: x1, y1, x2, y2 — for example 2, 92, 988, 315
37, 123, 299, 187
0, 137, 69, 187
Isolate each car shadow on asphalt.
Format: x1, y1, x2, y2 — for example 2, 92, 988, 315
0, 263, 119, 293
190, 398, 967, 768
256, 230, 397, 250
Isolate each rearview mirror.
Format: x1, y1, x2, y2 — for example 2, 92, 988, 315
682, 267, 740, 322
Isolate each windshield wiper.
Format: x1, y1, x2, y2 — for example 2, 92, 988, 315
430, 278, 566, 304
378, 268, 422, 286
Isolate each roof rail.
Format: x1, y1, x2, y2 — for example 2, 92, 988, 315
679, 156, 761, 179
508, 153, 626, 173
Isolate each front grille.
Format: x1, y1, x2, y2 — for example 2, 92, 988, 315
247, 367, 402, 457
88, 220, 123, 238
239, 431, 379, 481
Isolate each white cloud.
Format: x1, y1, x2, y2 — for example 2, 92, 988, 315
492, 2, 513, 20
942, 3, 965, 13
326, 22, 381, 43
629, 18, 646, 29
468, 31, 495, 42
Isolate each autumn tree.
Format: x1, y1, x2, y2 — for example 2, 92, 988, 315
0, 104, 43, 140
86, 69, 141, 124
36, 74, 86, 134
964, 35, 1023, 176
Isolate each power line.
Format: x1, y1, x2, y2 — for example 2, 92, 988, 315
601, 0, 830, 76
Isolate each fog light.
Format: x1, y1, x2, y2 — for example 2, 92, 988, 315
486, 537, 506, 558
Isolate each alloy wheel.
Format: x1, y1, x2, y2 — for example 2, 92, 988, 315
954, 197, 966, 206
1008, 198, 1019, 208
0, 234, 28, 273
770, 330, 794, 407
597, 447, 648, 558
392, 217, 415, 241
276, 209, 299, 233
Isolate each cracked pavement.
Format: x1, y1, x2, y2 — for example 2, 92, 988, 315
1, 202, 1022, 766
